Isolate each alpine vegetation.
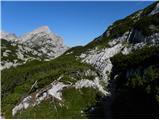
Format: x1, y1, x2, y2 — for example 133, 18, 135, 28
1, 1, 159, 119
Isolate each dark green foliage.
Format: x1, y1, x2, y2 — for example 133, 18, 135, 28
110, 46, 159, 118
64, 46, 84, 56
134, 14, 159, 36
65, 37, 110, 54
108, 17, 133, 39
1, 39, 11, 46
85, 36, 110, 50
111, 66, 159, 118
111, 46, 159, 72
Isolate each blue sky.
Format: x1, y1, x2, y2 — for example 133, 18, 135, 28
2, 1, 154, 47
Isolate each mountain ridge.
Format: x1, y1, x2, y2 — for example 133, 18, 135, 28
1, 26, 69, 70
1, 1, 159, 119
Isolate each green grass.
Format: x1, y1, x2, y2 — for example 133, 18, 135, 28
1, 50, 99, 118
14, 88, 98, 119
1, 2, 159, 118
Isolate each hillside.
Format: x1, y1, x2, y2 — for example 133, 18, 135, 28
1, 2, 159, 119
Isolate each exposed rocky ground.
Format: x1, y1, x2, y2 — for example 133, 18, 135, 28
1, 2, 159, 119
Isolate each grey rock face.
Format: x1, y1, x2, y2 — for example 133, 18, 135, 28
129, 29, 159, 44
80, 43, 124, 89
79, 30, 158, 98
18, 26, 68, 58
0, 31, 17, 41
1, 26, 69, 70
129, 29, 145, 43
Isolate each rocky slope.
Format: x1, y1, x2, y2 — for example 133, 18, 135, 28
1, 2, 159, 119
81, 2, 158, 79
1, 26, 68, 70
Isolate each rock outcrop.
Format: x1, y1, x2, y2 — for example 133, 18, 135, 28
1, 26, 69, 70
79, 1, 159, 97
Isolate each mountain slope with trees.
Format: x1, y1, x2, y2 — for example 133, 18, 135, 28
1, 1, 159, 119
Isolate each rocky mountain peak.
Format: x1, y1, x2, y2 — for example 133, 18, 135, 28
18, 26, 58, 43
31, 26, 51, 34
1, 26, 69, 69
